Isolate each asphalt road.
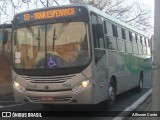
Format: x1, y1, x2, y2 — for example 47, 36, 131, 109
0, 70, 152, 119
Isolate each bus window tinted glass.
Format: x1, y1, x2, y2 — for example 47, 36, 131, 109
112, 24, 118, 37
12, 25, 46, 69
46, 22, 90, 68
121, 28, 126, 40
129, 31, 132, 42
104, 21, 107, 34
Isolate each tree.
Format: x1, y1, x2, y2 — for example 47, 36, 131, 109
39, 0, 59, 7
68, 0, 153, 33
0, 0, 25, 23
0, 0, 61, 23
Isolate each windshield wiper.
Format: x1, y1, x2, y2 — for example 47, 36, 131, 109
37, 28, 40, 51
25, 25, 39, 40
57, 19, 70, 39
54, 18, 71, 40
25, 24, 41, 50
52, 28, 56, 51
52, 18, 71, 51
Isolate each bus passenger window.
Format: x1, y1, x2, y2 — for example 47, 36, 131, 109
140, 36, 142, 44
125, 30, 133, 53
105, 21, 112, 36
117, 26, 122, 39
91, 15, 104, 49
104, 21, 107, 34
91, 14, 99, 48
132, 33, 138, 54
117, 26, 125, 52
129, 31, 132, 42
112, 24, 118, 37
97, 16, 104, 48
137, 35, 143, 54
144, 38, 147, 46
135, 34, 138, 43
121, 28, 126, 40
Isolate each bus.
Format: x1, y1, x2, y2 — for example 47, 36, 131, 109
10, 4, 151, 107
0, 24, 12, 53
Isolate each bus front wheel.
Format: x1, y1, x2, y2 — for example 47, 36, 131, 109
107, 79, 116, 108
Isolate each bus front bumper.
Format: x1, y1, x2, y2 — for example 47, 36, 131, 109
13, 85, 94, 104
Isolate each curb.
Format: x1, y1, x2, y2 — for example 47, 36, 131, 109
113, 89, 152, 120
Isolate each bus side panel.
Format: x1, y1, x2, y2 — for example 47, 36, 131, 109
93, 52, 109, 104
122, 53, 140, 90
107, 51, 140, 95
106, 50, 129, 94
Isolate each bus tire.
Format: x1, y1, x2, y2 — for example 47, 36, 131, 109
107, 79, 116, 108
136, 75, 143, 92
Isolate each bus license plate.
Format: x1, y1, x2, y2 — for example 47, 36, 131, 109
41, 96, 54, 102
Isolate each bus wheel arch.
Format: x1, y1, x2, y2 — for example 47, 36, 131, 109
110, 76, 117, 91
140, 71, 143, 81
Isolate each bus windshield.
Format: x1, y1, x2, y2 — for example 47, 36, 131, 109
12, 21, 90, 69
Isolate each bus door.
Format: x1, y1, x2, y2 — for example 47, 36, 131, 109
91, 13, 108, 102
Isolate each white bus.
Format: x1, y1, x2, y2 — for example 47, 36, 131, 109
0, 24, 12, 53
10, 4, 151, 107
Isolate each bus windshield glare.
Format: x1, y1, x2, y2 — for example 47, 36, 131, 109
12, 21, 90, 69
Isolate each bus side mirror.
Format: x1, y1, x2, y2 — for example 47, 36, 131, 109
96, 24, 104, 38
2, 30, 8, 44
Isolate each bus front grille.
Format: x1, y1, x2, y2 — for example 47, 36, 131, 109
26, 96, 72, 103
21, 74, 76, 83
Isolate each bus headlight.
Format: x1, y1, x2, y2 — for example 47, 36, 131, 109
72, 80, 91, 94
13, 81, 26, 93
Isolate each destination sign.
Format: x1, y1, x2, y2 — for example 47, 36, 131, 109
17, 8, 75, 23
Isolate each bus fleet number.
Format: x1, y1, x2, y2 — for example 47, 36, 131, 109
63, 84, 71, 88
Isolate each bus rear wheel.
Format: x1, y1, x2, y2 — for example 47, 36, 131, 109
136, 75, 143, 92
107, 80, 116, 108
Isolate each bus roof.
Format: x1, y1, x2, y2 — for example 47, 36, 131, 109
0, 24, 12, 29
14, 4, 148, 37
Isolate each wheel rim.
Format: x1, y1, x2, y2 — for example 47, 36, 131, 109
108, 85, 115, 104
140, 79, 143, 89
